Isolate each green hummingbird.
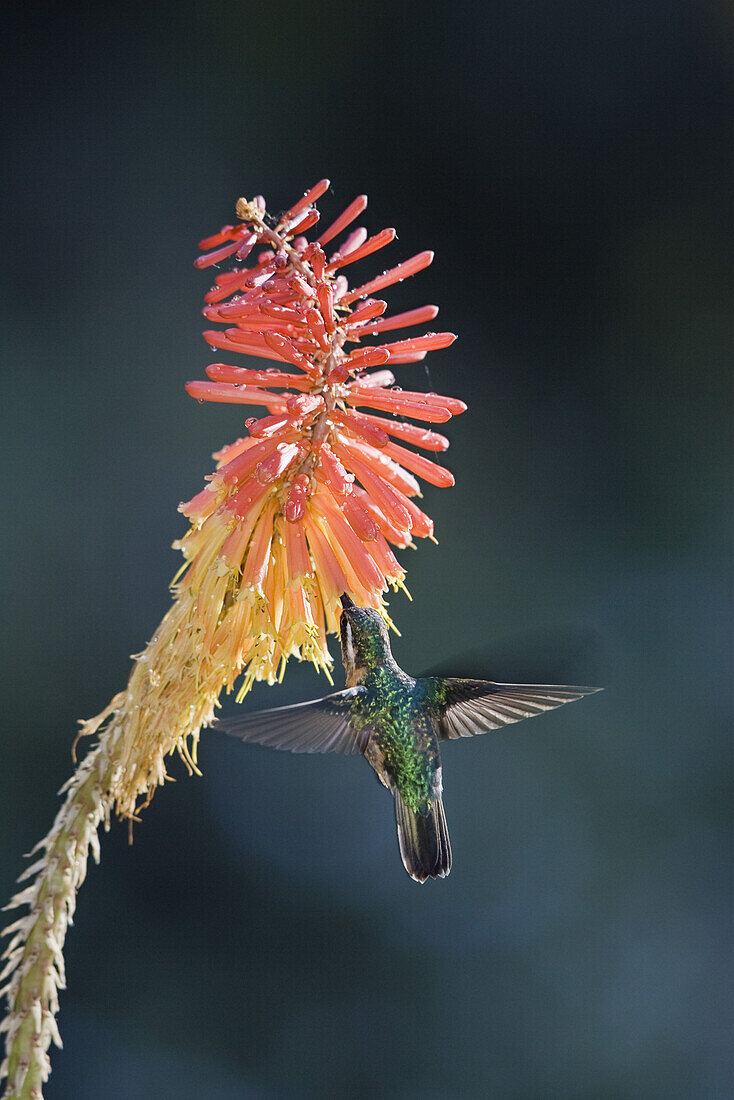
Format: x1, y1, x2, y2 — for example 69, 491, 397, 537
224, 595, 600, 883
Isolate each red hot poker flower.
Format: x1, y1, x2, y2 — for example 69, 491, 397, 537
182, 182, 465, 694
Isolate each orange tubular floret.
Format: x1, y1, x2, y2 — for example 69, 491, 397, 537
347, 346, 391, 369
241, 499, 278, 588
304, 242, 327, 279
365, 531, 405, 583
206, 311, 302, 331
382, 440, 455, 488
219, 491, 268, 568
263, 331, 317, 373
287, 209, 320, 237
228, 477, 271, 521
285, 582, 316, 646
305, 308, 330, 350
314, 443, 355, 496
382, 352, 427, 365
411, 391, 467, 414
279, 514, 312, 579
342, 493, 380, 541
179, 485, 220, 524
351, 413, 449, 452
260, 304, 306, 322
247, 416, 294, 439
310, 526, 380, 607
317, 284, 336, 331
352, 369, 396, 389
349, 385, 466, 416
310, 492, 386, 593
256, 441, 302, 485
266, 557, 284, 644
337, 436, 421, 498
332, 443, 413, 532
284, 473, 310, 522
401, 495, 434, 539
213, 436, 253, 465
303, 514, 349, 602
200, 331, 283, 360
217, 432, 299, 485
337, 228, 367, 257
332, 409, 389, 448
353, 487, 411, 548
287, 394, 323, 418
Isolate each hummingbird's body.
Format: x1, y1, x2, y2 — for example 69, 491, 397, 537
224, 595, 599, 882
337, 603, 451, 878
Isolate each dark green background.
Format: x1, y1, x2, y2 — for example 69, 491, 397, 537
1, 3, 731, 1097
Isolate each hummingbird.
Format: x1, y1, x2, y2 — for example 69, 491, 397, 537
223, 595, 600, 883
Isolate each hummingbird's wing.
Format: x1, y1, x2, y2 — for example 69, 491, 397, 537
219, 688, 372, 754
424, 679, 601, 740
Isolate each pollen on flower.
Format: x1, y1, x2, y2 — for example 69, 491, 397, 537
181, 180, 465, 694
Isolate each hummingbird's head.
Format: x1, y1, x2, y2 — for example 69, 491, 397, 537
339, 594, 392, 683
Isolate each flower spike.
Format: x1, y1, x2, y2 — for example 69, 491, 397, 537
185, 181, 464, 692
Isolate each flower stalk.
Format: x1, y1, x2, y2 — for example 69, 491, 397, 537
1, 180, 465, 1097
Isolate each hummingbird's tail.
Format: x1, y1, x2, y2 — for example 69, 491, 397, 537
394, 792, 452, 883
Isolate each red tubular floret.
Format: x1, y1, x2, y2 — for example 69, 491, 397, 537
256, 442, 302, 485
185, 380, 287, 410
332, 442, 413, 532
317, 284, 336, 331
347, 304, 439, 336
338, 436, 420, 498
217, 431, 300, 485
343, 251, 434, 304
332, 409, 390, 448
317, 194, 368, 246
379, 332, 456, 355
280, 179, 330, 225
194, 236, 249, 269
204, 364, 313, 390
327, 228, 396, 272
347, 346, 391, 369
287, 209, 320, 237
349, 412, 450, 451
314, 443, 355, 496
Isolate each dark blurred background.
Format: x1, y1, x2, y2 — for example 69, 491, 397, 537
1, 2, 732, 1097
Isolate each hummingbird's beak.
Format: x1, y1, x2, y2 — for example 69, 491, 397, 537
340, 593, 355, 610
